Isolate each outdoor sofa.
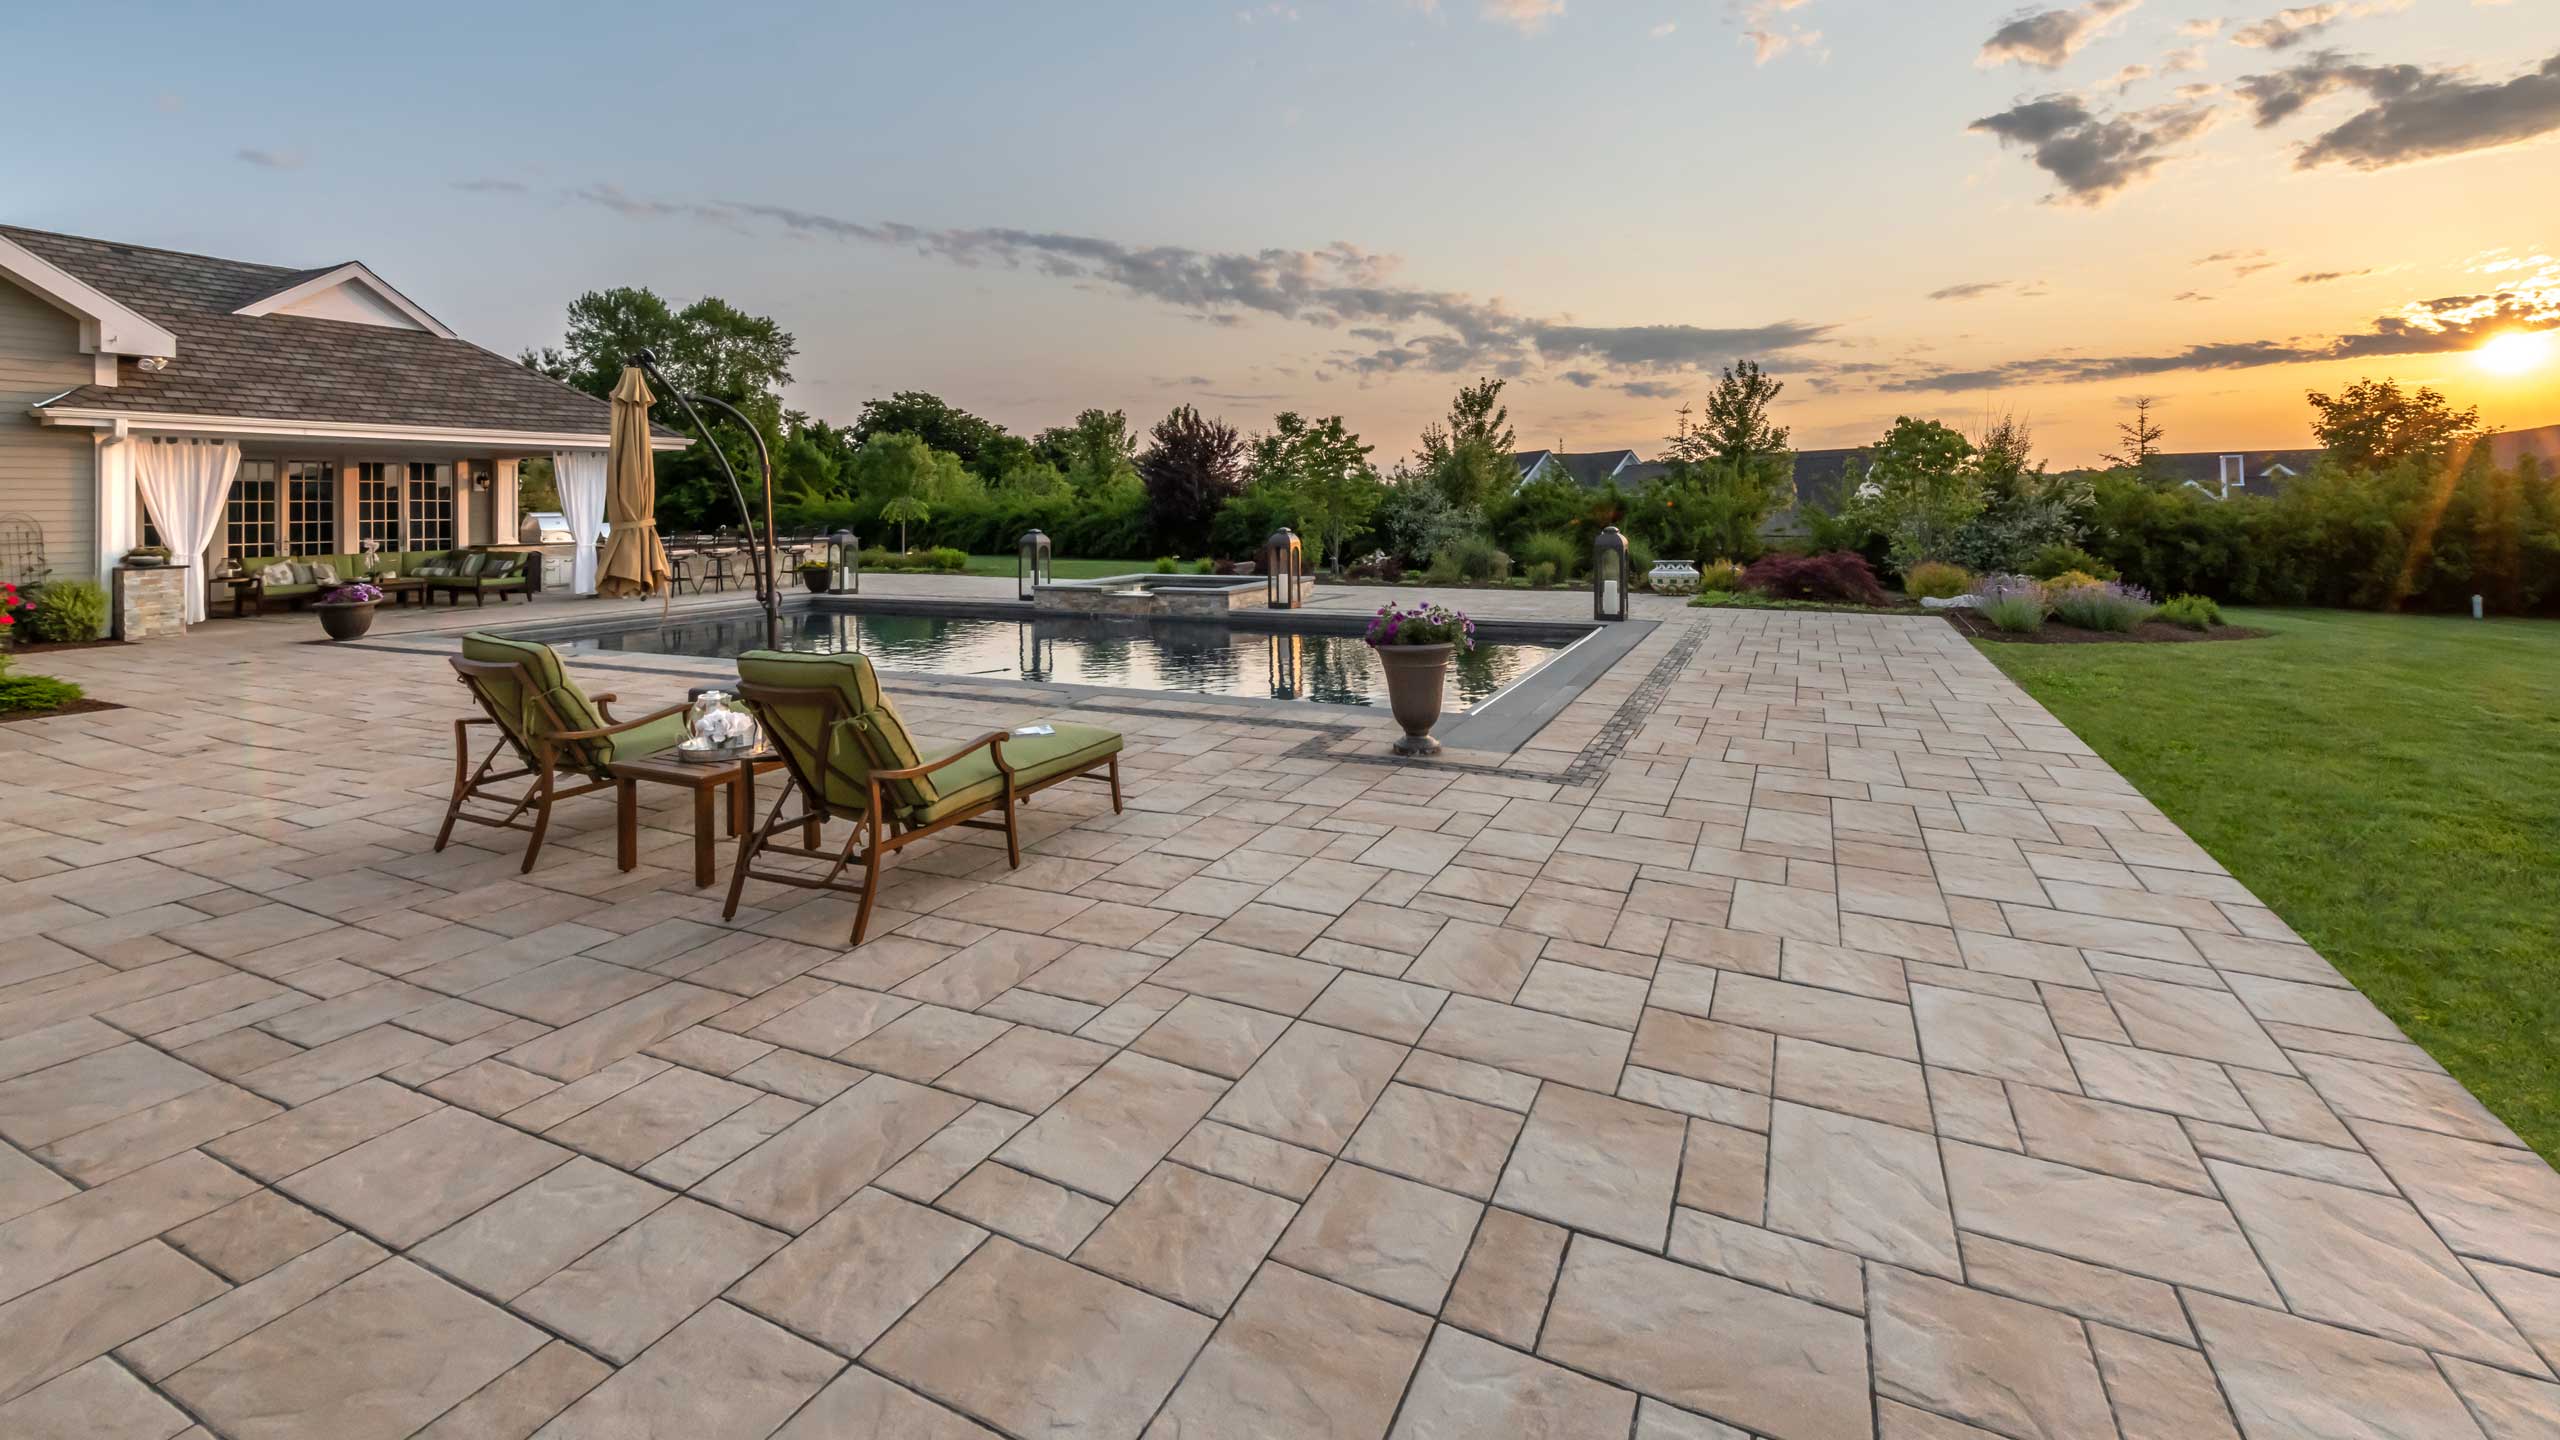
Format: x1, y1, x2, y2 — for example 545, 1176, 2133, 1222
227, 547, 538, 611
725, 649, 1125, 945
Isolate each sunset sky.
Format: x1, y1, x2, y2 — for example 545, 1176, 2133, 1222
9, 0, 2558, 465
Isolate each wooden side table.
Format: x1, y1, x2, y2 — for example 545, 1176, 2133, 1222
606, 751, 791, 887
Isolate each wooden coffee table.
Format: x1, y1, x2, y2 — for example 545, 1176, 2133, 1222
607, 749, 793, 887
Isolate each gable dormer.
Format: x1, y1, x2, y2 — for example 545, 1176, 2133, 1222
233, 261, 455, 336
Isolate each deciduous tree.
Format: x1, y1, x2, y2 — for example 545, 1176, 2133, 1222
1138, 405, 1244, 554
2308, 378, 2483, 472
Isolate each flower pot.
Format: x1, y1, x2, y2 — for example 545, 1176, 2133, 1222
314, 601, 376, 641
800, 570, 832, 594
1374, 642, 1452, 756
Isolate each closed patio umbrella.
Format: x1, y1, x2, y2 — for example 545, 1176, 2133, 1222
597, 366, 670, 601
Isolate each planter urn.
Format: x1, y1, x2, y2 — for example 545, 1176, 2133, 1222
1375, 642, 1452, 756
799, 569, 832, 594
314, 601, 377, 642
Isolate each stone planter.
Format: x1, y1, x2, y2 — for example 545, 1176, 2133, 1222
1374, 642, 1452, 756
314, 601, 377, 642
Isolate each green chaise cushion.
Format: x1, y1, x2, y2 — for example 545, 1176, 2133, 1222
911, 723, 1121, 824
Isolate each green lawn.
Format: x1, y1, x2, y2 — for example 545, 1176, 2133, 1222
1978, 609, 2560, 1160
958, 555, 1159, 580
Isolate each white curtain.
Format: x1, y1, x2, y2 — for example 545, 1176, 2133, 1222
134, 437, 242, 625
554, 449, 608, 596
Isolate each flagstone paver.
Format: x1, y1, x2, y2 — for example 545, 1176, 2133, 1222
4, 587, 2557, 1437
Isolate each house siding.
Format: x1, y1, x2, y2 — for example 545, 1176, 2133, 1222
0, 275, 96, 586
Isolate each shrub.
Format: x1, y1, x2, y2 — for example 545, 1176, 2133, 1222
21, 581, 109, 643
2156, 593, 2224, 630
858, 546, 968, 574
2049, 579, 2155, 632
1513, 530, 1581, 580
1424, 551, 1461, 585
1347, 553, 1406, 582
1971, 574, 2048, 633
1740, 551, 1888, 606
1625, 534, 1657, 584
2044, 570, 2106, 592
1433, 534, 1511, 583
1697, 558, 1745, 591
1193, 557, 1217, 574
1902, 561, 1972, 601
1153, 556, 1179, 574
1525, 561, 1557, 588
2026, 542, 2119, 582
0, 667, 82, 713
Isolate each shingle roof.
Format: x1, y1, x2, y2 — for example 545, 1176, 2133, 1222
1513, 449, 1642, 488
5, 224, 630, 439
2148, 449, 2325, 493
1788, 448, 1865, 512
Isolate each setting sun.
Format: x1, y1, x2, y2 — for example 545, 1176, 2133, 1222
2474, 329, 2557, 376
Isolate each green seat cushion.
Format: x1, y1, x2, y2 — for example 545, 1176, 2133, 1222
458, 632, 662, 771
735, 649, 919, 812
911, 723, 1121, 824
263, 583, 319, 598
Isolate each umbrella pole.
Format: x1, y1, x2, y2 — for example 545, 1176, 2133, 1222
631, 353, 782, 652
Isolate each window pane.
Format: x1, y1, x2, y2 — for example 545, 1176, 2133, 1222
358, 463, 401, 549
405, 463, 454, 550
284, 462, 337, 556
226, 461, 279, 559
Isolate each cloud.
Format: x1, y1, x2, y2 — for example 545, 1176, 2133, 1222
2242, 48, 2560, 170
2110, 63, 2153, 91
2295, 267, 2374, 282
1619, 380, 1684, 398
1735, 0, 1820, 65
235, 148, 304, 170
2194, 248, 2266, 264
2172, 290, 2215, 300
2231, 4, 2343, 50
1650, 20, 1677, 37
1928, 281, 2011, 300
2162, 45, 2207, 73
1978, 0, 2141, 71
575, 191, 1835, 382
1969, 93, 2217, 203
1884, 270, 2560, 390
2181, 16, 2225, 35
450, 177, 527, 194
1481, 0, 1564, 34
1559, 370, 1603, 387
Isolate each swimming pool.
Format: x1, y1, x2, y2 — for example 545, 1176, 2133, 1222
545, 606, 1576, 711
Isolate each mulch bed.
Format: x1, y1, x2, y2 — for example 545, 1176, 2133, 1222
1945, 611, 2271, 644
0, 697, 124, 725
3, 637, 129, 656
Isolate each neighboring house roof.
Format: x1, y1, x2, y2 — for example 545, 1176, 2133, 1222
1788, 448, 1866, 513
2148, 450, 2324, 495
2, 224, 644, 440
2485, 420, 2560, 471
1512, 449, 1643, 488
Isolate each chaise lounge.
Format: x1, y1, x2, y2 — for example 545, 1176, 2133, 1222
726, 649, 1125, 945
436, 633, 690, 872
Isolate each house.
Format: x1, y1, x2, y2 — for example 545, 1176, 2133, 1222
0, 223, 681, 621
2484, 420, 2560, 472
1513, 449, 1646, 489
2147, 450, 2325, 499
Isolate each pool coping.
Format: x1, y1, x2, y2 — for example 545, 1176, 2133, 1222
355, 596, 1653, 758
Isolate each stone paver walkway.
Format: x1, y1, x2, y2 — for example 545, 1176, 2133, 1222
3, 587, 2556, 1440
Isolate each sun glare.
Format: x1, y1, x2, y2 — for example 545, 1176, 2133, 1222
2472, 329, 2556, 376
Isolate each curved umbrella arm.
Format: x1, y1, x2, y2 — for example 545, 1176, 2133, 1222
630, 353, 781, 649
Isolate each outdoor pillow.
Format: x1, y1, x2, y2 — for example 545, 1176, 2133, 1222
462, 552, 489, 577
259, 562, 296, 587
299, 562, 339, 586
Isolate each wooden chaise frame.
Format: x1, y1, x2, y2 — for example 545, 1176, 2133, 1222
435, 654, 687, 873
722, 678, 1123, 945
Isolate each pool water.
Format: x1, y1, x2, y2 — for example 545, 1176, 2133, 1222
560, 609, 1569, 710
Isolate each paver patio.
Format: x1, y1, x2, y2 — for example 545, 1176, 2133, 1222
3, 578, 2555, 1439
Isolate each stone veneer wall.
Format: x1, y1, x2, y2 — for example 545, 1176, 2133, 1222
113, 565, 190, 640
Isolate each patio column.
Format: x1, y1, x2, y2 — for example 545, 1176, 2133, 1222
93, 428, 139, 580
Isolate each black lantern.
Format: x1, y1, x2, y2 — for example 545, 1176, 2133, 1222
1266, 632, 1304, 699
827, 529, 860, 594
1018, 530, 1052, 602
1593, 525, 1630, 621
1264, 528, 1303, 609
1018, 622, 1057, 681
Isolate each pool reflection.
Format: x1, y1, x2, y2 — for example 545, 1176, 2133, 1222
572, 610, 1563, 710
